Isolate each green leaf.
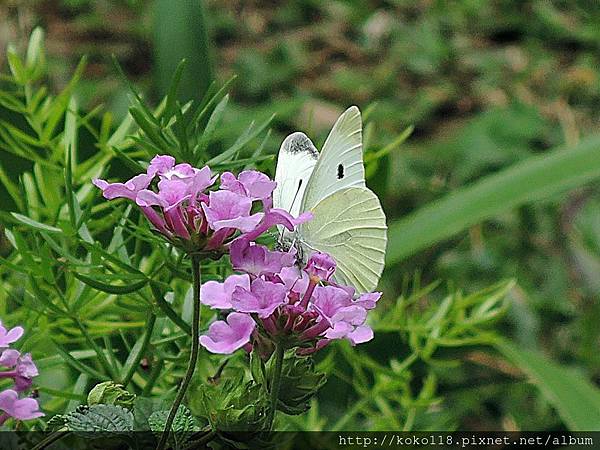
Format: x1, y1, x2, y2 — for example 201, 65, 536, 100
188, 75, 236, 135
88, 382, 136, 410
21, 173, 41, 221
25, 27, 46, 80
272, 357, 327, 415
72, 272, 148, 295
162, 59, 188, 122
0, 164, 24, 210
133, 397, 166, 431
148, 405, 199, 433
148, 405, 200, 450
45, 414, 68, 431
65, 404, 134, 434
194, 93, 229, 158
197, 374, 269, 433
387, 135, 600, 264
153, 0, 213, 103
120, 313, 156, 385
112, 147, 147, 173
150, 281, 192, 335
129, 106, 171, 155
6, 48, 26, 84
206, 113, 274, 166
52, 341, 108, 381
495, 339, 600, 430
10, 212, 62, 233
42, 56, 86, 143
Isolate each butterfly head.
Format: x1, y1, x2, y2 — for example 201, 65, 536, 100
275, 228, 305, 265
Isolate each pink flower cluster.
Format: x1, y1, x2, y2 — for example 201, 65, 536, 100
199, 239, 381, 355
93, 156, 310, 253
0, 321, 43, 424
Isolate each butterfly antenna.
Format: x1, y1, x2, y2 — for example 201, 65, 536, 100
290, 179, 304, 214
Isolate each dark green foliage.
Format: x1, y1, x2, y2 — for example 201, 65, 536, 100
272, 357, 327, 415
198, 373, 269, 433
148, 405, 200, 450
64, 404, 134, 434
87, 382, 136, 410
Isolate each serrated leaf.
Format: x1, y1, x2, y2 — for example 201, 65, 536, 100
66, 404, 134, 435
197, 374, 269, 433
271, 357, 327, 416
149, 405, 199, 450
45, 414, 68, 431
133, 397, 165, 431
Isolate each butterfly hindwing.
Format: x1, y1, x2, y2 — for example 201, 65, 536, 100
299, 187, 387, 293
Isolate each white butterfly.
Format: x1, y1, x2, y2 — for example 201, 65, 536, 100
273, 106, 387, 293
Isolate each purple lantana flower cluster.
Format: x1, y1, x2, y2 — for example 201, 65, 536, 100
94, 156, 310, 253
0, 321, 43, 425
199, 239, 381, 355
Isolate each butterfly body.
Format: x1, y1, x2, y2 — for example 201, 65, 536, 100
273, 106, 387, 293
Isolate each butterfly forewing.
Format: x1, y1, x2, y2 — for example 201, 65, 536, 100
273, 132, 318, 217
301, 106, 366, 211
299, 187, 387, 293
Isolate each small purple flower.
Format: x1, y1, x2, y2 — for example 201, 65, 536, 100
0, 322, 23, 349
355, 292, 382, 310
276, 266, 309, 296
346, 325, 374, 345
186, 166, 215, 200
93, 174, 152, 201
0, 389, 43, 422
221, 171, 277, 200
230, 240, 295, 277
200, 274, 250, 309
305, 252, 336, 281
230, 278, 288, 318
14, 354, 38, 391
202, 190, 262, 232
136, 179, 190, 209
93, 156, 308, 255
310, 285, 351, 318
199, 312, 255, 354
207, 249, 380, 353
147, 155, 176, 177
0, 351, 39, 392
0, 349, 19, 367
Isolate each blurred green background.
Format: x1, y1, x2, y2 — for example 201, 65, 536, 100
2, 0, 600, 432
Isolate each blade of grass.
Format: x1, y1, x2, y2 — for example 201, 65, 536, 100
387, 134, 600, 264
494, 339, 600, 430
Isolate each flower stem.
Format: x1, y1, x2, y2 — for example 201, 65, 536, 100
267, 343, 285, 430
156, 255, 202, 450
30, 430, 69, 450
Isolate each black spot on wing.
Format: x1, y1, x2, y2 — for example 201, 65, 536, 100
337, 164, 344, 179
286, 132, 318, 158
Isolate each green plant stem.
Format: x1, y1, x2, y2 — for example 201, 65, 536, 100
156, 255, 202, 450
149, 282, 192, 335
122, 312, 156, 386
72, 315, 119, 380
267, 343, 285, 430
30, 430, 69, 450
